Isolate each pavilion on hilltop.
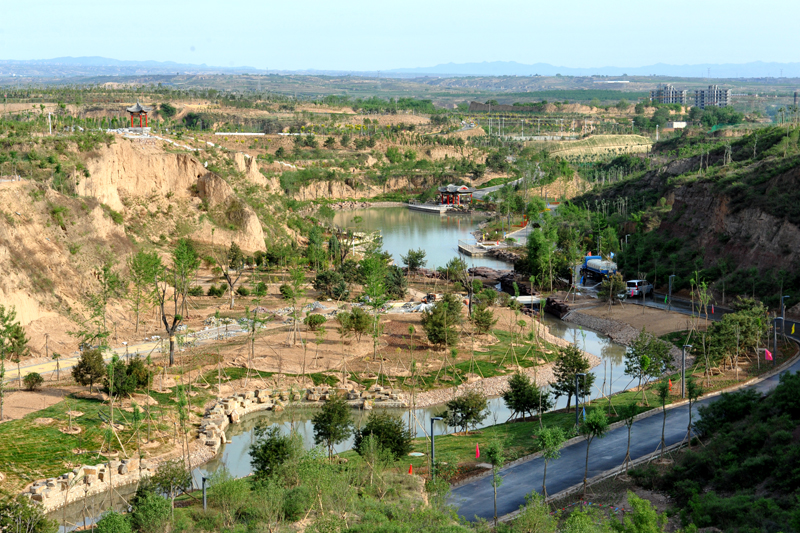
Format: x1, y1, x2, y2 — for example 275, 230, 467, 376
126, 101, 151, 128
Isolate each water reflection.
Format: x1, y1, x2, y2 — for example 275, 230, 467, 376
332, 207, 510, 270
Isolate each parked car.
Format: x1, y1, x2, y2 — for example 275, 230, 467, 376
618, 279, 653, 299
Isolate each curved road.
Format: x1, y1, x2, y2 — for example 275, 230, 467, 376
450, 322, 800, 521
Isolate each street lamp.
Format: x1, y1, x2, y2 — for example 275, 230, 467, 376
202, 476, 208, 511
774, 317, 784, 367
668, 275, 676, 312
430, 416, 443, 479
575, 373, 587, 426
681, 345, 692, 398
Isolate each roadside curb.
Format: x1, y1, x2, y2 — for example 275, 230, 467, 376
450, 340, 800, 491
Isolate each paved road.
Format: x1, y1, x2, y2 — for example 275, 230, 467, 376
473, 177, 525, 200
450, 333, 800, 521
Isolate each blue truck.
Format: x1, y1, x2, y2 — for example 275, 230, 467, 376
580, 255, 618, 280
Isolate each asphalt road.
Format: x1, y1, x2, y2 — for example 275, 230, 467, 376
449, 333, 800, 521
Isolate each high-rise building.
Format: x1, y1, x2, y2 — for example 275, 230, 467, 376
650, 84, 688, 104
695, 85, 731, 108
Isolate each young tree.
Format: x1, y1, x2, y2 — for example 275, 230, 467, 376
598, 273, 626, 309
655, 380, 671, 460
83, 257, 125, 347
151, 459, 192, 517
312, 394, 354, 459
286, 267, 307, 346
421, 293, 463, 348
0, 305, 28, 419
552, 345, 595, 412
336, 307, 371, 342
72, 349, 105, 392
534, 426, 567, 498
400, 248, 427, 273
127, 250, 160, 333
625, 328, 672, 406
686, 377, 703, 444
214, 241, 246, 309
619, 401, 639, 475
441, 390, 488, 434
502, 372, 552, 421
154, 239, 199, 366
361, 255, 389, 381
485, 440, 505, 527
579, 409, 609, 497
470, 304, 498, 335
353, 411, 412, 459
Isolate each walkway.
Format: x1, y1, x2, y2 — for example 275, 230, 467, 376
450, 327, 800, 521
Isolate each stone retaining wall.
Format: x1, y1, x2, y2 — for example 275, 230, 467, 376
26, 384, 407, 511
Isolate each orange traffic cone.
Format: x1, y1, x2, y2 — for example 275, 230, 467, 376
408, 464, 413, 475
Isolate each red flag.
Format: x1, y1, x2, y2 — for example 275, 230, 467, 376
408, 464, 413, 475
476, 443, 480, 459
765, 349, 773, 361
630, 289, 634, 298
668, 379, 673, 391
712, 304, 715, 314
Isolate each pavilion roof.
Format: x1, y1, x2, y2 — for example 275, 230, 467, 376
437, 184, 475, 193
126, 101, 151, 114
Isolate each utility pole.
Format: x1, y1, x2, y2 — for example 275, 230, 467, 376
430, 416, 443, 479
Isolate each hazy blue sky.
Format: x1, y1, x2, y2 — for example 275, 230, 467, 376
2, 0, 797, 70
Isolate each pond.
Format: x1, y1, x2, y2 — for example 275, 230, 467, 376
332, 207, 511, 270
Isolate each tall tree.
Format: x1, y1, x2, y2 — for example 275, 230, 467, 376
503, 372, 552, 421
551, 345, 595, 412
155, 239, 199, 367
127, 250, 160, 333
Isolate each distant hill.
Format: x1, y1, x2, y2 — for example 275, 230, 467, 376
388, 60, 800, 78
0, 56, 262, 77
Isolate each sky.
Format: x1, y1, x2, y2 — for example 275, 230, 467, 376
2, 0, 798, 71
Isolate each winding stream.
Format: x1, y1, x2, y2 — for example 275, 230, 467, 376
53, 207, 630, 529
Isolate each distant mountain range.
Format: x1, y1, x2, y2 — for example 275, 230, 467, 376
2, 57, 800, 79
0, 57, 261, 77
387, 60, 800, 78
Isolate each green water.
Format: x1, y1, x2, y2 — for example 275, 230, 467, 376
332, 207, 512, 270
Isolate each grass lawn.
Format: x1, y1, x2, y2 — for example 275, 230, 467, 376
0, 394, 181, 491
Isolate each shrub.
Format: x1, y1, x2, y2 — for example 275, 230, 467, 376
304, 314, 327, 331
250, 425, 301, 480
187, 286, 204, 297
130, 491, 171, 533
279, 284, 294, 300
207, 284, 225, 297
236, 286, 250, 297
23, 372, 44, 391
254, 281, 267, 296
470, 305, 498, 335
283, 485, 312, 521
353, 411, 412, 459
95, 511, 131, 533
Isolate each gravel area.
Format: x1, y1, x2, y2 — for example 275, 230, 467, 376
563, 310, 684, 367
